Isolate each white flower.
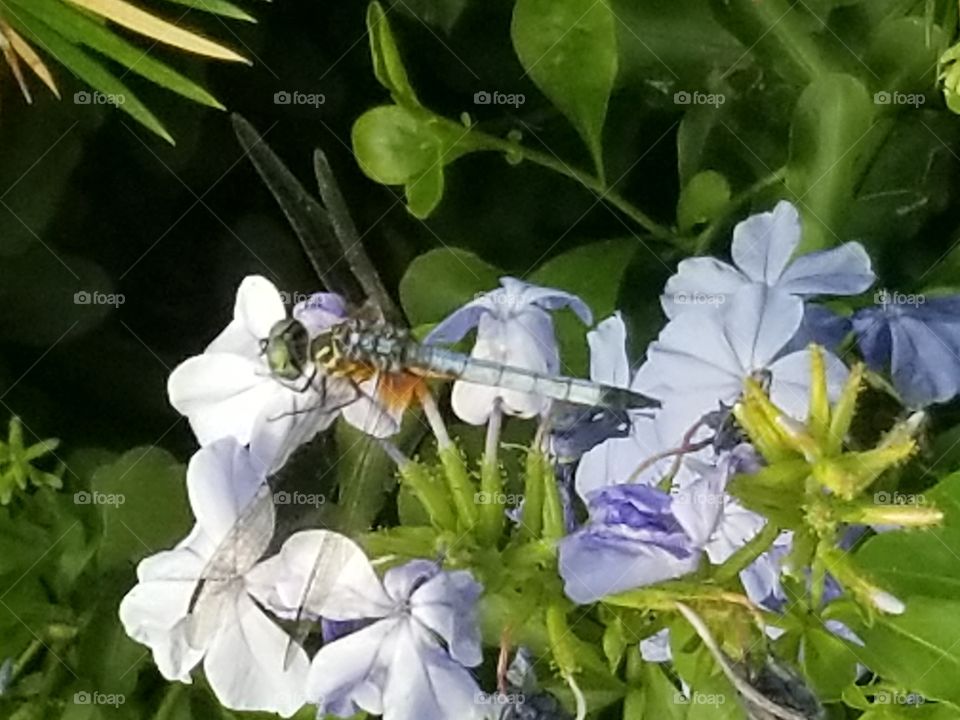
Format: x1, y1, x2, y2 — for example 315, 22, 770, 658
635, 283, 848, 433
661, 201, 874, 318
304, 558, 487, 720
425, 277, 592, 424
118, 437, 318, 717
167, 276, 397, 470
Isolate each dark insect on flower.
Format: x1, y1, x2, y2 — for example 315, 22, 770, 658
548, 403, 632, 463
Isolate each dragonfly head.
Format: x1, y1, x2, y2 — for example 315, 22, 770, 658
265, 318, 310, 380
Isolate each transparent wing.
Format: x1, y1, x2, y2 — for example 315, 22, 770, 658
231, 113, 366, 307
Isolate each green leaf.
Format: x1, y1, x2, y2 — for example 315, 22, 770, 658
405, 162, 445, 219
855, 596, 960, 707
529, 238, 637, 375
796, 625, 860, 701
162, 0, 256, 22
668, 617, 747, 720
626, 662, 686, 719
89, 447, 191, 571
399, 247, 502, 327
786, 73, 878, 250
367, 1, 419, 106
856, 471, 960, 600
8, 0, 223, 108
511, 0, 617, 178
5, 12, 174, 143
353, 105, 441, 184
677, 170, 731, 233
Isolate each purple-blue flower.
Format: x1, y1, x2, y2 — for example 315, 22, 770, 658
558, 484, 702, 603
425, 277, 592, 424
852, 295, 960, 407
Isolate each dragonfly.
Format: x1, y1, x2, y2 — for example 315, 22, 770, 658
185, 113, 660, 665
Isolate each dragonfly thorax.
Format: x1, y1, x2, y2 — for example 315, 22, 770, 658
316, 319, 414, 376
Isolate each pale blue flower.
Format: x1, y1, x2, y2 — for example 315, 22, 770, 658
305, 559, 487, 720
661, 201, 875, 318
635, 284, 849, 433
425, 277, 592, 424
852, 295, 960, 407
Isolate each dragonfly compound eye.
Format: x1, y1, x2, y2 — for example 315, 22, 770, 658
265, 319, 310, 380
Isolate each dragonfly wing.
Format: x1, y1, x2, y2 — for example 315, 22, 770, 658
231, 114, 366, 307
313, 150, 401, 324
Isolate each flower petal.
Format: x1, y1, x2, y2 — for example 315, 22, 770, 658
660, 257, 747, 318
588, 312, 630, 386
777, 242, 875, 296
293, 292, 349, 335
203, 593, 309, 717
246, 530, 393, 621
234, 275, 287, 340
723, 284, 804, 372
730, 200, 801, 284
167, 354, 278, 446
502, 276, 593, 324
768, 348, 848, 421
186, 438, 270, 561
410, 570, 484, 667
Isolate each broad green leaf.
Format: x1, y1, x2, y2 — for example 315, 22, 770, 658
866, 17, 947, 97
856, 471, 960, 600
7, 0, 223, 108
855, 596, 960, 707
405, 162, 444, 219
367, 1, 419, 106
530, 238, 637, 375
787, 73, 878, 250
858, 704, 960, 719
677, 170, 731, 233
797, 625, 860, 701
668, 618, 748, 720
625, 662, 686, 719
90, 447, 190, 571
352, 105, 441, 180
398, 247, 502, 327
511, 0, 617, 178
6, 13, 174, 143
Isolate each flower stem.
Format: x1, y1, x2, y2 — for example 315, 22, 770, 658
520, 449, 546, 540
468, 131, 677, 245
712, 522, 780, 584
541, 462, 566, 543
398, 459, 457, 531
479, 402, 505, 545
439, 445, 479, 532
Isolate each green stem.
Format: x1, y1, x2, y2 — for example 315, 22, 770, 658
520, 450, 546, 540
479, 403, 505, 545
470, 131, 677, 245
712, 522, 780, 584
541, 458, 565, 543
153, 683, 186, 720
399, 460, 457, 531
694, 167, 787, 253
439, 446, 479, 531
